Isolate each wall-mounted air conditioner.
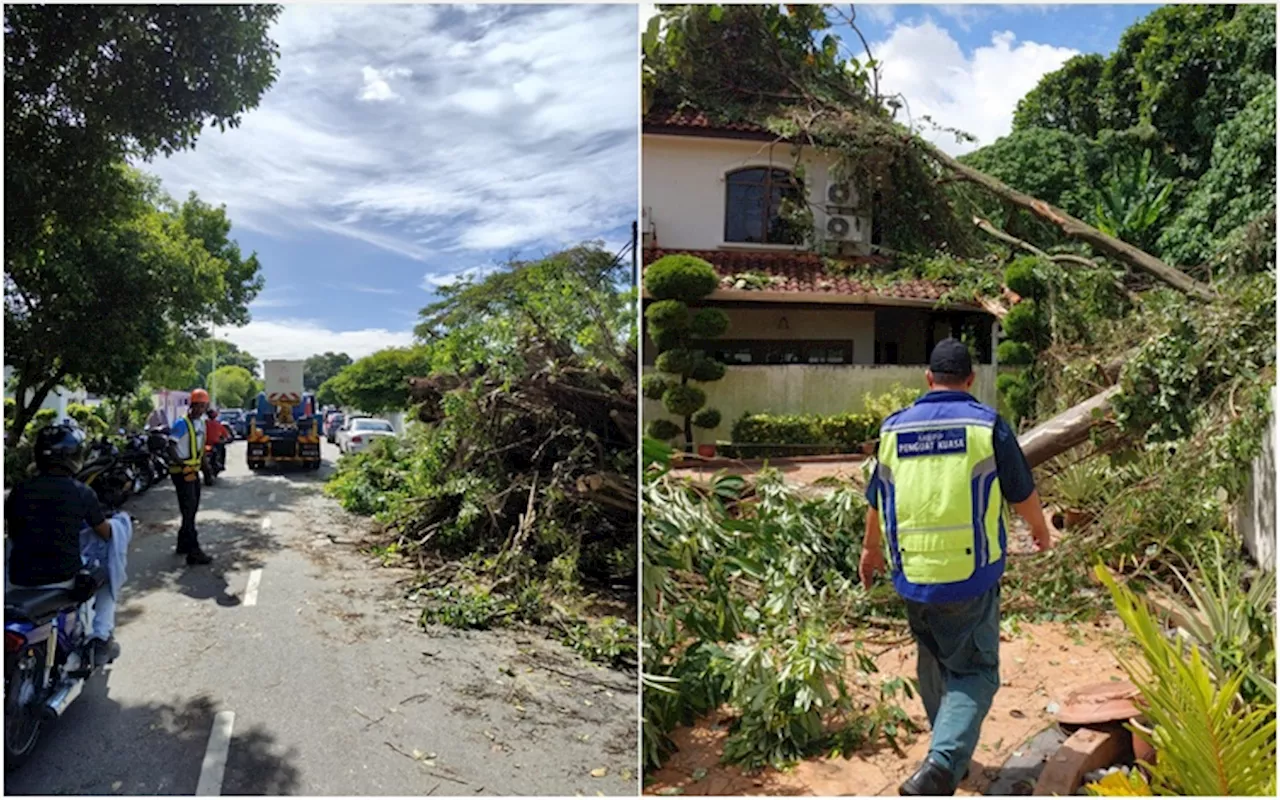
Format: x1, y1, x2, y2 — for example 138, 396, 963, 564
823, 178, 867, 248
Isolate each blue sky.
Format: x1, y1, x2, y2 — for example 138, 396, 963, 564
825, 4, 1163, 154
142, 4, 638, 361
641, 3, 1162, 156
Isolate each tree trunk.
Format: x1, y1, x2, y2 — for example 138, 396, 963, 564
6, 373, 60, 448
921, 141, 1217, 302
1017, 385, 1123, 469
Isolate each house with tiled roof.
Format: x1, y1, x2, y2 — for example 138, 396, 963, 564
641, 106, 1000, 447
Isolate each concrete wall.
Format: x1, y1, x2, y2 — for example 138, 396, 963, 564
1232, 385, 1276, 572
643, 364, 998, 445
643, 134, 871, 254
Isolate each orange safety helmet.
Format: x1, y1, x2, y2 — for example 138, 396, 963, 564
190, 388, 210, 404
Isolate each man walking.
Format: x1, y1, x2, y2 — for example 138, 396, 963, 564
860, 338, 1056, 796
168, 390, 212, 565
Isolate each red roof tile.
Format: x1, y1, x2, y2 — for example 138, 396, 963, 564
643, 107, 775, 138
642, 248, 953, 302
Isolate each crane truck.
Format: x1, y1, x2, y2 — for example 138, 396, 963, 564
246, 359, 323, 471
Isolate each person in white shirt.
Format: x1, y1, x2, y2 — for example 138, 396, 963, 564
145, 406, 169, 431
167, 390, 210, 565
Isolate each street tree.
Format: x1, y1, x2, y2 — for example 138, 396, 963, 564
4, 169, 263, 445
324, 347, 434, 413
209, 365, 256, 409
304, 352, 353, 392
4, 4, 282, 273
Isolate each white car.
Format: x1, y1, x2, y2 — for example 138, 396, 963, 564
337, 417, 397, 454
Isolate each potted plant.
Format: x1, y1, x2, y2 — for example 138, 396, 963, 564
1053, 461, 1106, 529
697, 443, 717, 458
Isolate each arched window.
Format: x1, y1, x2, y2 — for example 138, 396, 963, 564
724, 167, 805, 245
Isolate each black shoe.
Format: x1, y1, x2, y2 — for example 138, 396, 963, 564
899, 760, 957, 796
89, 637, 120, 666
186, 550, 213, 566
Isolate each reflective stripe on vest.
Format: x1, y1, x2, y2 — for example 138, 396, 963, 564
171, 419, 203, 472
875, 412, 1004, 588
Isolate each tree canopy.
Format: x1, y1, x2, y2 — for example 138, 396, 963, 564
4, 168, 263, 443
305, 352, 353, 392
209, 365, 257, 409
4, 4, 282, 272
323, 347, 433, 414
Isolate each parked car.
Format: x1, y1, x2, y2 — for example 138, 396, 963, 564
220, 409, 245, 439
337, 417, 396, 455
325, 412, 345, 444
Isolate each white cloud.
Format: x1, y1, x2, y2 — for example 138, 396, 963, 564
143, 5, 638, 261
873, 19, 1078, 155
421, 263, 501, 290
358, 65, 412, 102
216, 319, 415, 361
860, 5, 897, 26
933, 5, 992, 32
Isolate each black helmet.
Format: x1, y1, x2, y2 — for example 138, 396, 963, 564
33, 423, 87, 475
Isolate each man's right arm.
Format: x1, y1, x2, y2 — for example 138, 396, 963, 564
82, 485, 112, 541
993, 417, 1056, 551
167, 419, 184, 464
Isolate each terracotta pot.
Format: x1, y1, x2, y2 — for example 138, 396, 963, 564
1063, 508, 1095, 530
697, 443, 717, 458
1130, 717, 1156, 765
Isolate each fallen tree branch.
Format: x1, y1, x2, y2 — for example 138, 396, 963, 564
974, 216, 1140, 304
918, 141, 1216, 301
1017, 385, 1123, 468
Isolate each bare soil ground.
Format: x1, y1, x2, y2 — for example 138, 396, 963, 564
645, 620, 1129, 796
649, 457, 1126, 796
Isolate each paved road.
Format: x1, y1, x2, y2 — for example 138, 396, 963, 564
6, 441, 638, 796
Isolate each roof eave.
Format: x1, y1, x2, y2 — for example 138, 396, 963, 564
640, 287, 980, 312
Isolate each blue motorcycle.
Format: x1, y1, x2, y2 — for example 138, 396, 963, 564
4, 549, 111, 770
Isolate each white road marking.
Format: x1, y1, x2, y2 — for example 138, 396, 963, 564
243, 569, 263, 607
196, 710, 235, 796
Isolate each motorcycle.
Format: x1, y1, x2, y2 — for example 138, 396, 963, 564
76, 439, 139, 509
4, 550, 111, 770
201, 440, 225, 486
119, 432, 163, 492
145, 427, 172, 485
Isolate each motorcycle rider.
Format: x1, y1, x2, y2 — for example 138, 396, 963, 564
205, 407, 231, 473
4, 424, 119, 664
168, 390, 211, 565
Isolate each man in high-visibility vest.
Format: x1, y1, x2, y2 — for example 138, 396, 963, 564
861, 338, 1056, 796
167, 389, 212, 565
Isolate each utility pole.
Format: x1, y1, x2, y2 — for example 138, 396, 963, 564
631, 220, 638, 286
209, 340, 218, 408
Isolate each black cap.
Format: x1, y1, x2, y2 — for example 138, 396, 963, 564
929, 338, 973, 377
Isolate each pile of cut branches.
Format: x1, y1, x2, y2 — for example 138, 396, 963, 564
326, 243, 639, 666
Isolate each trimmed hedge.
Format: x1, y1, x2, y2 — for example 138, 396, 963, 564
722, 410, 878, 459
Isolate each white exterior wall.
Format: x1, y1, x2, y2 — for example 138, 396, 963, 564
642, 134, 870, 254
644, 364, 999, 446
1232, 385, 1277, 571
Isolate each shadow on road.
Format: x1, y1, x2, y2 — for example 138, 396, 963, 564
4, 670, 300, 795
110, 444, 339, 627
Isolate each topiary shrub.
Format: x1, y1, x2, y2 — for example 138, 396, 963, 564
997, 340, 1035, 366
1004, 256, 1046, 299
663, 385, 707, 417
644, 254, 721, 302
690, 308, 730, 339
646, 419, 682, 441
997, 372, 1035, 424
641, 374, 670, 401
1003, 300, 1044, 345
690, 357, 727, 382
644, 254, 728, 449
655, 348, 698, 376
691, 408, 722, 430
646, 299, 691, 331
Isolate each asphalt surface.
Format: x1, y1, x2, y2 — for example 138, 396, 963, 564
6, 441, 639, 796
